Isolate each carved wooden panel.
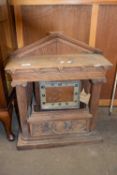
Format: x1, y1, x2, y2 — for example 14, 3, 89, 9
30, 119, 89, 137
27, 40, 57, 56
28, 109, 92, 138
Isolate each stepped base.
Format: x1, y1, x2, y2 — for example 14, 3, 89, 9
17, 131, 103, 150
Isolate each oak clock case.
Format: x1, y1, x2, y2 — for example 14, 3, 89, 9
5, 33, 112, 149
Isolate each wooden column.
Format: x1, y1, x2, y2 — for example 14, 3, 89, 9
16, 83, 29, 138
89, 79, 104, 130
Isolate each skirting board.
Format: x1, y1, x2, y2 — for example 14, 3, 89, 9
17, 131, 103, 150
99, 99, 117, 106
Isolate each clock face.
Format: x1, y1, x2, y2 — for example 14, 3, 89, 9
40, 81, 81, 110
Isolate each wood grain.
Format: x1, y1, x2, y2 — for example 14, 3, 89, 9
17, 131, 102, 150
89, 4, 99, 47
96, 5, 117, 99
14, 5, 24, 48
5, 53, 111, 87
0, 1, 15, 141
5, 54, 112, 71
21, 5, 92, 45
46, 86, 74, 103
10, 1, 117, 102
10, 71, 106, 87
99, 99, 117, 106
16, 85, 29, 138
0, 1, 16, 52
28, 109, 91, 137
10, 0, 117, 5
29, 109, 92, 122
10, 33, 101, 58
2, 5, 13, 48
6, 36, 111, 148
89, 81, 102, 130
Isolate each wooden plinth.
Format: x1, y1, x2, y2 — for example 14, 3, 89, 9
17, 131, 103, 150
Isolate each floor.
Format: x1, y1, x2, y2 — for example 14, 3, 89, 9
0, 107, 117, 175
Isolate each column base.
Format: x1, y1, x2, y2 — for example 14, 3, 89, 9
17, 131, 103, 150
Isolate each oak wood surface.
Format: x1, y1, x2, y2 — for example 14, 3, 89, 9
21, 5, 92, 46
10, 0, 117, 5
16, 85, 29, 138
99, 99, 117, 106
46, 86, 74, 103
10, 33, 101, 58
5, 54, 112, 72
5, 0, 115, 149
89, 81, 102, 130
14, 5, 24, 48
9, 71, 106, 87
6, 48, 111, 148
29, 109, 92, 122
96, 5, 117, 99
89, 4, 99, 47
11, 3, 116, 103
29, 109, 91, 137
17, 131, 102, 150
0, 0, 16, 140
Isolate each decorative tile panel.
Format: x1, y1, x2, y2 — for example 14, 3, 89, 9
40, 81, 81, 110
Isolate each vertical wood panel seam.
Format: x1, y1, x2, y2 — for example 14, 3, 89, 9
89, 4, 99, 47
14, 5, 24, 48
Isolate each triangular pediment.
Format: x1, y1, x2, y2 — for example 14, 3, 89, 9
11, 32, 102, 58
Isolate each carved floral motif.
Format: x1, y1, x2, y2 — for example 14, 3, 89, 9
31, 119, 87, 137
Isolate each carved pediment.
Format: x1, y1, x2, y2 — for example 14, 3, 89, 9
11, 32, 102, 58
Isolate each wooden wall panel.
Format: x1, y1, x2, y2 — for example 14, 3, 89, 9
96, 5, 117, 99
0, 21, 8, 63
0, 0, 16, 101
10, 0, 117, 5
0, 0, 16, 62
21, 5, 92, 46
